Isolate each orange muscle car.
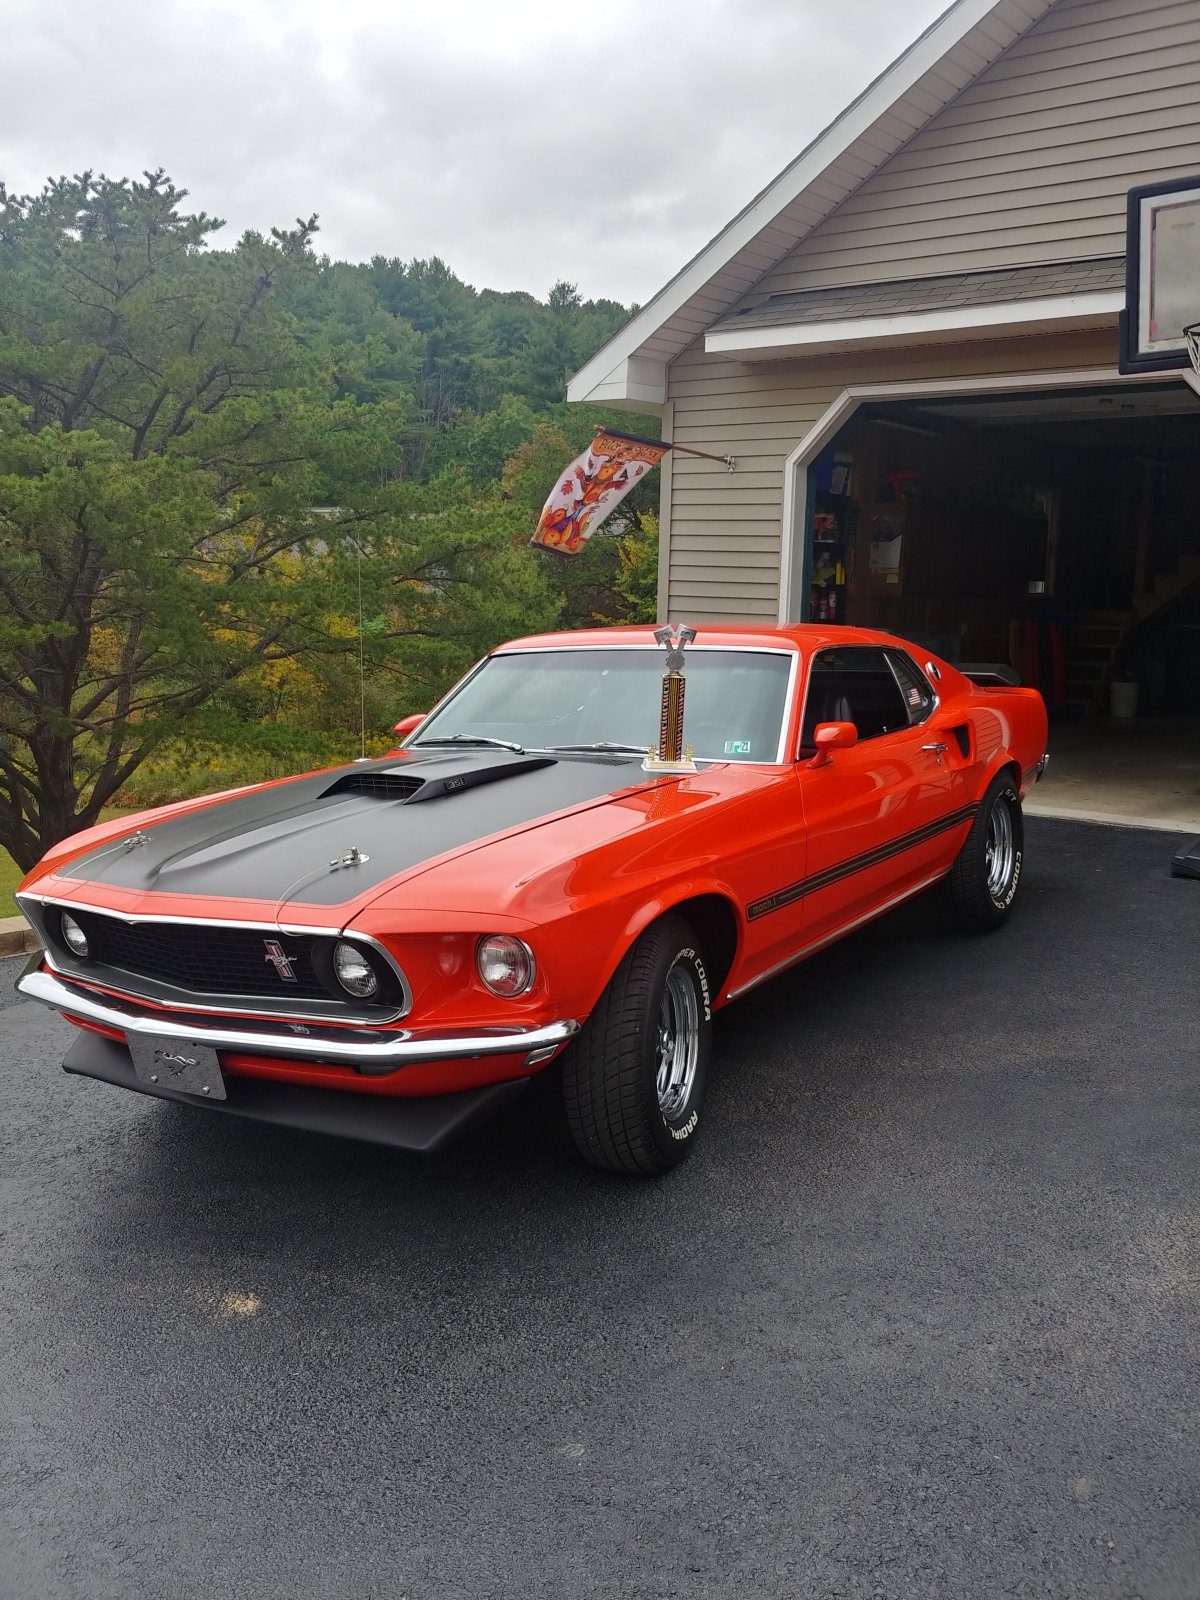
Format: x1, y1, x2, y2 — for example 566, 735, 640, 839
15, 624, 1048, 1174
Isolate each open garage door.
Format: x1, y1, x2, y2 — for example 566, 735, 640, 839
805, 380, 1200, 830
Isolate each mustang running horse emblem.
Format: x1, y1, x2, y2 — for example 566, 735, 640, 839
263, 939, 299, 983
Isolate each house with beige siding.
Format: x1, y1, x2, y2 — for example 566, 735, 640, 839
569, 0, 1200, 744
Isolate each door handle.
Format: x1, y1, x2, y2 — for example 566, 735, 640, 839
921, 742, 948, 754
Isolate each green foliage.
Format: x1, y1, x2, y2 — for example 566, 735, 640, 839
348, 259, 629, 429
615, 510, 660, 622
0, 168, 656, 867
1, 171, 311, 446
110, 723, 389, 811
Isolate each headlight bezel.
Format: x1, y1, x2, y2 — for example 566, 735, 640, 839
475, 934, 537, 998
332, 939, 380, 999
59, 911, 90, 959
311, 936, 406, 1012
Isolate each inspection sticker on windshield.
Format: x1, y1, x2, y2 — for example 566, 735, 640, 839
724, 740, 751, 755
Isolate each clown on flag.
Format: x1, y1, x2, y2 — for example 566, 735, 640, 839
530, 430, 671, 555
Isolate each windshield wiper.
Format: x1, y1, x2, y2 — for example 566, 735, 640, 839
413, 734, 526, 753
544, 741, 646, 755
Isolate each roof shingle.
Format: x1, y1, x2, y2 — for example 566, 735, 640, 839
708, 257, 1126, 334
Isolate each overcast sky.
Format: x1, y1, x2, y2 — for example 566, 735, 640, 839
3, 0, 948, 306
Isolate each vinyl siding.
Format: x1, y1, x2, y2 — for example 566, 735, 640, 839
742, 0, 1200, 297
663, 327, 1118, 621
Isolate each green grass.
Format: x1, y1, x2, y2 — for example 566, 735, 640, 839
1, 847, 22, 916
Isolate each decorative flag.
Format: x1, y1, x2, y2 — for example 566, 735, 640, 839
530, 430, 670, 555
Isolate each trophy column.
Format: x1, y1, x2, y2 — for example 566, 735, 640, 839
643, 624, 698, 773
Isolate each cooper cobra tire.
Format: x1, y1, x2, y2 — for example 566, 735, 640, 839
561, 915, 712, 1175
947, 771, 1024, 931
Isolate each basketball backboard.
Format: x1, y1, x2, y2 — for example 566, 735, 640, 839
1121, 175, 1200, 373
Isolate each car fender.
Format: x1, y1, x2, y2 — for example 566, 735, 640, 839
974, 750, 1023, 800
963, 685, 1047, 796
581, 878, 744, 1014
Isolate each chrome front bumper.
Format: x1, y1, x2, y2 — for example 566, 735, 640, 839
17, 963, 579, 1075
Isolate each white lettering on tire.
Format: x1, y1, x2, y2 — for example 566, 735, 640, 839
996, 849, 1022, 909
677, 948, 713, 1022
670, 1110, 699, 1142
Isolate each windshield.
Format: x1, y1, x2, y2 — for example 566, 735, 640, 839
413, 648, 794, 764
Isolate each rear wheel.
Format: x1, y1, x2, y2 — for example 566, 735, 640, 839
561, 915, 712, 1175
947, 772, 1024, 930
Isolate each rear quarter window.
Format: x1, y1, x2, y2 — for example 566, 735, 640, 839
885, 651, 937, 726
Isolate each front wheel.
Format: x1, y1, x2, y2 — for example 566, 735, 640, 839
947, 772, 1024, 930
561, 916, 712, 1175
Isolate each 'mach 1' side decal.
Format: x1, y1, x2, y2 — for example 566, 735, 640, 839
746, 804, 978, 921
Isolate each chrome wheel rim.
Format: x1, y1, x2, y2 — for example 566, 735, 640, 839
985, 797, 1015, 899
656, 964, 700, 1120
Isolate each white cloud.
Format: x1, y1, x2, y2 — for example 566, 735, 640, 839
2, 0, 949, 304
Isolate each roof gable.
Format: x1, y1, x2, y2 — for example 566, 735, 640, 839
738, 0, 1200, 301
568, 0, 1057, 410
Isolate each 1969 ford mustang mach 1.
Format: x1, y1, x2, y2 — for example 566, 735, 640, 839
16, 624, 1047, 1175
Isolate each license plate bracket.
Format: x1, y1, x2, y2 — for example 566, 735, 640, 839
128, 1034, 227, 1100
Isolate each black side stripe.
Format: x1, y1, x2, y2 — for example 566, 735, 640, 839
747, 803, 979, 921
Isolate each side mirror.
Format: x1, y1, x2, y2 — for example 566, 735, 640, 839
392, 712, 425, 740
806, 720, 858, 768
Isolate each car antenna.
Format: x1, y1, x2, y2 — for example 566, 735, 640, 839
357, 537, 367, 761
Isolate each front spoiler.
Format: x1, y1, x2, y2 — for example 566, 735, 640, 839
17, 962, 579, 1074
61, 1029, 530, 1153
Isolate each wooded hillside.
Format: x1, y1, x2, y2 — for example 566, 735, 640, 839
0, 170, 658, 866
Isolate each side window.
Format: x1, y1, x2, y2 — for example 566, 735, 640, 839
800, 647, 910, 747
886, 651, 936, 727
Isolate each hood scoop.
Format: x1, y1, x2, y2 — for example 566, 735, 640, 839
324, 770, 426, 801
321, 753, 555, 805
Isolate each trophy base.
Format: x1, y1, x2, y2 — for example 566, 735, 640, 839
642, 752, 699, 774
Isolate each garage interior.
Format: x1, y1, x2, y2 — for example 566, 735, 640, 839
808, 382, 1200, 829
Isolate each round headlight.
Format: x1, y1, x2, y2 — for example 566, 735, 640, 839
476, 935, 535, 997
61, 913, 89, 959
332, 941, 379, 999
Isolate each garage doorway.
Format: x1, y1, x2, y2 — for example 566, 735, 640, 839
790, 376, 1200, 830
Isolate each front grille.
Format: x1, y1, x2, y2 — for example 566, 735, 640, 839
68, 910, 330, 1001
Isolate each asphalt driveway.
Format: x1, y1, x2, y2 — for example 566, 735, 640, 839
1, 817, 1197, 1600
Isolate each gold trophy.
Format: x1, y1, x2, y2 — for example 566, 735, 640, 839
643, 624, 698, 773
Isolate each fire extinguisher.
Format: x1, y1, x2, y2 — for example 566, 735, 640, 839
827, 588, 838, 621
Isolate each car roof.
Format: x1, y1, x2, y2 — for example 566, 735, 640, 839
494, 623, 896, 654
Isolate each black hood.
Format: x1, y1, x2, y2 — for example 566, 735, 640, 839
60, 749, 654, 907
